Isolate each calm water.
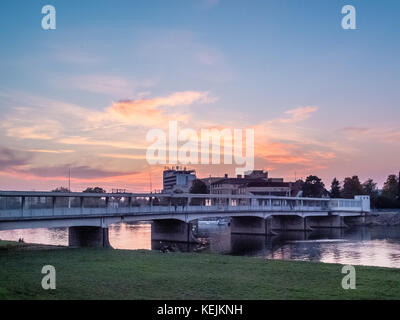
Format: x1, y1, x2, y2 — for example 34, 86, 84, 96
1, 222, 400, 268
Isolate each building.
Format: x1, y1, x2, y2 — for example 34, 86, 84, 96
209, 170, 293, 196
238, 180, 292, 197
200, 175, 230, 194
211, 176, 249, 195
162, 167, 196, 193
243, 170, 269, 180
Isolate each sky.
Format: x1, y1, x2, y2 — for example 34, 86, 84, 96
0, 0, 399, 192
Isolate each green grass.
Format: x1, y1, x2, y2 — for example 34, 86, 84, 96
0, 240, 25, 249
0, 241, 399, 300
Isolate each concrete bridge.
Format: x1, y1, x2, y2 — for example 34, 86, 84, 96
0, 191, 370, 247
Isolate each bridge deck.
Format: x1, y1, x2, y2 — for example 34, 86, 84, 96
0, 192, 370, 230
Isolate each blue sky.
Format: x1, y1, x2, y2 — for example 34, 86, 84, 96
0, 0, 399, 191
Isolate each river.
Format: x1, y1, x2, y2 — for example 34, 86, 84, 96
1, 222, 400, 268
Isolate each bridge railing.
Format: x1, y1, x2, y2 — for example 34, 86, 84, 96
0, 192, 368, 220
0, 202, 364, 220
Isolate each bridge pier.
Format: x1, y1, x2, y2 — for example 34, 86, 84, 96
230, 216, 271, 235
151, 219, 198, 243
68, 226, 111, 248
270, 215, 310, 232
306, 215, 347, 229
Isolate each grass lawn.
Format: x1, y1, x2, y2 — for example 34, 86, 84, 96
0, 240, 18, 248
0, 240, 399, 300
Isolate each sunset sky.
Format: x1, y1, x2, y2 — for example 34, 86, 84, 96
0, 0, 399, 192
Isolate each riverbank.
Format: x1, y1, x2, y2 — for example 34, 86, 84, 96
0, 239, 65, 251
345, 211, 400, 226
0, 240, 399, 300
364, 211, 400, 226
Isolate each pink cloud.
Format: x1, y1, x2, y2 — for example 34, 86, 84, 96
279, 106, 318, 123
108, 91, 216, 127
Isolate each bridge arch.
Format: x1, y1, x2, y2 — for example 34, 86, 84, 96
230, 216, 269, 235
151, 218, 197, 243
270, 214, 310, 232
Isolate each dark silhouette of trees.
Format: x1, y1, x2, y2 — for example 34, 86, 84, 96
374, 196, 395, 209
82, 187, 106, 193
341, 176, 364, 199
189, 179, 209, 194
362, 178, 378, 207
330, 178, 341, 198
362, 178, 377, 195
398, 171, 400, 201
189, 179, 209, 205
376, 174, 400, 208
382, 175, 399, 200
288, 173, 400, 209
302, 175, 325, 198
52, 187, 70, 192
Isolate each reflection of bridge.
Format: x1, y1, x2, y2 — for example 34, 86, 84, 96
0, 191, 370, 247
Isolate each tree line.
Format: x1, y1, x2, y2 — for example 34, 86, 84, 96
52, 187, 106, 193
299, 174, 400, 208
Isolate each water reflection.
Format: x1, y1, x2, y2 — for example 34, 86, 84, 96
1, 223, 400, 268
0, 227, 68, 246
109, 222, 151, 250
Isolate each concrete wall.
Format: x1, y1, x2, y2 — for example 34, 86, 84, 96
151, 219, 197, 243
343, 215, 365, 226
271, 215, 309, 231
306, 215, 346, 228
230, 216, 269, 235
68, 226, 111, 248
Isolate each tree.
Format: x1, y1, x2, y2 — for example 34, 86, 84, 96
362, 178, 378, 207
189, 179, 209, 205
302, 175, 325, 198
362, 178, 377, 195
342, 176, 364, 199
330, 178, 341, 198
52, 187, 70, 192
398, 171, 400, 201
377, 174, 400, 209
82, 187, 106, 193
382, 174, 399, 200
189, 179, 209, 194
362, 178, 378, 199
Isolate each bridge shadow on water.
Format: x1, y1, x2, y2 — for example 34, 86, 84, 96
228, 229, 346, 257
149, 225, 355, 256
